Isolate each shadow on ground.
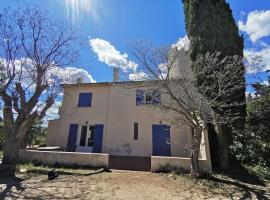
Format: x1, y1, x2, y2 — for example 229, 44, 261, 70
216, 163, 266, 186
207, 176, 269, 200
0, 176, 25, 199
208, 164, 269, 200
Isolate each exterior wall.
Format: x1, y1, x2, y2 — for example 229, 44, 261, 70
46, 119, 60, 146
151, 156, 212, 172
46, 82, 210, 163
104, 84, 192, 157
151, 129, 212, 172
47, 85, 110, 148
19, 150, 109, 168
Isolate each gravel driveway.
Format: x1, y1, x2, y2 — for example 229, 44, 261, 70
1, 170, 269, 200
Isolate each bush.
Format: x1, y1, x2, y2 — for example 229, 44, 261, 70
22, 120, 47, 148
0, 122, 4, 150
231, 79, 270, 167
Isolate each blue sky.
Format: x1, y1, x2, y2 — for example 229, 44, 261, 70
1, 0, 270, 121
2, 0, 270, 83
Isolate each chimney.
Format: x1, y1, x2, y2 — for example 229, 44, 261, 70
76, 77, 83, 84
113, 67, 119, 82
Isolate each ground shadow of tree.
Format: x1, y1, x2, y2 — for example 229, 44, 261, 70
0, 169, 109, 199
0, 176, 25, 199
215, 163, 266, 186
0, 175, 70, 199
207, 176, 269, 200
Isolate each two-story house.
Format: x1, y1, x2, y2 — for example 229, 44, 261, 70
46, 71, 211, 170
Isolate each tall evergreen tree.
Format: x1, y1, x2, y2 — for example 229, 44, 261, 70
182, 0, 246, 169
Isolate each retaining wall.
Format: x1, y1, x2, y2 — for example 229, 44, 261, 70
19, 150, 109, 168
151, 156, 212, 172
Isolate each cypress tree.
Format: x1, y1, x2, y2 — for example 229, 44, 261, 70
182, 0, 246, 169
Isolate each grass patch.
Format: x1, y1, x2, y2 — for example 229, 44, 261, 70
244, 165, 270, 180
0, 150, 3, 161
17, 162, 107, 176
156, 164, 190, 175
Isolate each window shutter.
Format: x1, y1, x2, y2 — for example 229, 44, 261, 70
136, 90, 144, 106
67, 124, 78, 151
153, 90, 161, 105
78, 93, 92, 107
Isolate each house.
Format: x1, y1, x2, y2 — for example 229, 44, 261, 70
46, 70, 211, 171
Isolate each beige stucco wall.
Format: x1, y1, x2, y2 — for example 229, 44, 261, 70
151, 156, 212, 172
47, 85, 110, 148
46, 119, 60, 146
46, 82, 211, 162
104, 84, 192, 157
151, 128, 212, 172
19, 150, 109, 168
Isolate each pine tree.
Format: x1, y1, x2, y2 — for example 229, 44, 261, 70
182, 0, 246, 169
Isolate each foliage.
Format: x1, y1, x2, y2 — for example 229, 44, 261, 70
0, 122, 4, 150
23, 120, 47, 147
245, 165, 270, 180
231, 78, 270, 167
182, 0, 246, 123
182, 0, 246, 170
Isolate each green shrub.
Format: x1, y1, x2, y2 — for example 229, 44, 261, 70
231, 78, 270, 167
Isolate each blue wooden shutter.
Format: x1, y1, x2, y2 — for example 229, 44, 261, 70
152, 90, 161, 105
136, 90, 144, 106
67, 124, 78, 151
93, 124, 104, 153
78, 93, 92, 107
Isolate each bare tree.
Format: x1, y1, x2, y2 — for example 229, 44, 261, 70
0, 6, 77, 175
127, 41, 246, 176
127, 41, 212, 177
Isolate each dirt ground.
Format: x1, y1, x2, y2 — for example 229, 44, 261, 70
0, 170, 269, 200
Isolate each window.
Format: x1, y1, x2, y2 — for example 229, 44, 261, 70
79, 125, 95, 147
134, 122, 138, 140
136, 90, 144, 106
136, 90, 161, 106
78, 93, 92, 107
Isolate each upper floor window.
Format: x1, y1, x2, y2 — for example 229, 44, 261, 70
136, 90, 145, 106
78, 93, 92, 107
136, 90, 161, 106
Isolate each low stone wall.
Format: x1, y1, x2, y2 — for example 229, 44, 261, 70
151, 156, 212, 173
19, 150, 109, 168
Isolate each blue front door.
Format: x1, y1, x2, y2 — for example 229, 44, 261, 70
152, 125, 171, 156
93, 124, 104, 153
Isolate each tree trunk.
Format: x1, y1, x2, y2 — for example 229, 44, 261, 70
214, 114, 231, 170
190, 127, 202, 177
1, 136, 20, 177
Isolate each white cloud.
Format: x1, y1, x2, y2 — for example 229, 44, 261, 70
263, 80, 269, 86
0, 58, 95, 123
129, 71, 148, 81
239, 10, 270, 42
45, 101, 61, 120
245, 47, 270, 74
49, 66, 96, 84
89, 38, 138, 71
0, 58, 95, 90
172, 35, 190, 51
